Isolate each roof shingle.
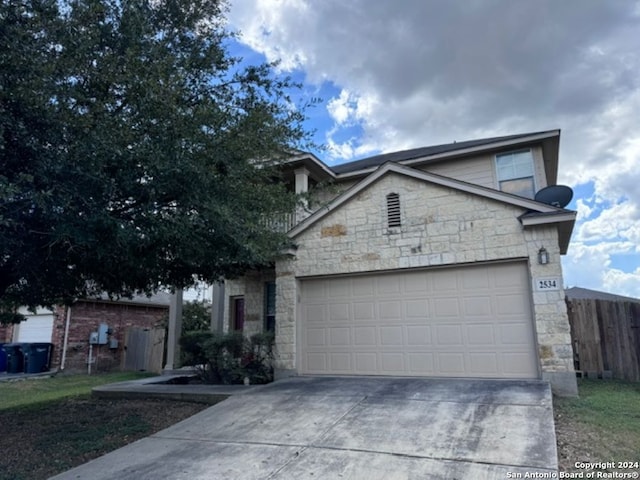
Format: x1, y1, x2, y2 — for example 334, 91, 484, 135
331, 130, 556, 174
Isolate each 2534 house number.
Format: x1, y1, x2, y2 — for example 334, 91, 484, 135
536, 277, 560, 291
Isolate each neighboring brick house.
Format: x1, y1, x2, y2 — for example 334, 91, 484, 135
2, 293, 170, 372
0, 324, 12, 343
223, 129, 579, 395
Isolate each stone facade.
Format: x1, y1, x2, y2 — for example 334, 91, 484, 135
225, 160, 577, 395
271, 172, 576, 394
224, 271, 275, 337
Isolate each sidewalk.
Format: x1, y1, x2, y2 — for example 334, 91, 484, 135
91, 374, 266, 404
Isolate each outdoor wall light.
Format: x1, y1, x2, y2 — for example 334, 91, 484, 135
538, 247, 549, 265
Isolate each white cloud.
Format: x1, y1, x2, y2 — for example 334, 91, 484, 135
575, 199, 593, 221
229, 1, 640, 176
229, 0, 311, 72
603, 267, 640, 298
576, 200, 639, 243
326, 90, 356, 126
563, 241, 640, 298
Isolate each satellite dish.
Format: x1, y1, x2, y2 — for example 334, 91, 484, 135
534, 185, 573, 208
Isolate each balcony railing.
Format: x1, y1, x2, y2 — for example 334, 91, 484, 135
263, 208, 312, 233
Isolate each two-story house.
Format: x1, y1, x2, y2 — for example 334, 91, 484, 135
223, 129, 577, 395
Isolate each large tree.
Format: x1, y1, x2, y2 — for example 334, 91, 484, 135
0, 0, 310, 322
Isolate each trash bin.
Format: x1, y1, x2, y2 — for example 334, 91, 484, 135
0, 343, 6, 372
22, 343, 53, 373
3, 343, 25, 373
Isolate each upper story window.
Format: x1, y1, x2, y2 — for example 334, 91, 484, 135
386, 192, 401, 228
496, 150, 535, 198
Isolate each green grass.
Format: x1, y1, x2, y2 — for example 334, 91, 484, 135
554, 379, 640, 466
0, 372, 153, 409
0, 373, 207, 480
0, 395, 207, 480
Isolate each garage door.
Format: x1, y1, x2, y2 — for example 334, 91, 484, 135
15, 314, 54, 343
299, 262, 538, 378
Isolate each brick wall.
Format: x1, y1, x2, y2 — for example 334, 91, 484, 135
53, 301, 168, 373
0, 324, 14, 343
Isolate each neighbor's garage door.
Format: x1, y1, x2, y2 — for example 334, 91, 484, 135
15, 314, 54, 343
299, 262, 538, 379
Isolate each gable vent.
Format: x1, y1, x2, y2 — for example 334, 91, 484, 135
386, 192, 401, 228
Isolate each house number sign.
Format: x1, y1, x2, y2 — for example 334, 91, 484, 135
535, 277, 560, 291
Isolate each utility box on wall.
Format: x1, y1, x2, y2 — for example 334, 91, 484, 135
89, 324, 110, 345
97, 323, 109, 345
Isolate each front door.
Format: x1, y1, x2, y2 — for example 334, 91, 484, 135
232, 297, 245, 332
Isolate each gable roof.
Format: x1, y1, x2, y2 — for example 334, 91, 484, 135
289, 162, 576, 252
282, 151, 336, 181
331, 130, 561, 184
566, 287, 640, 303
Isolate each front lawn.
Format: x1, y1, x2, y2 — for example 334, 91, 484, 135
0, 371, 152, 409
0, 373, 210, 480
554, 379, 640, 473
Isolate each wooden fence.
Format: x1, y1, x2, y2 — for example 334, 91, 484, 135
566, 298, 640, 381
122, 327, 166, 374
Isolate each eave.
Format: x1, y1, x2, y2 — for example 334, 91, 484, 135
281, 152, 336, 182
519, 211, 577, 254
289, 162, 570, 239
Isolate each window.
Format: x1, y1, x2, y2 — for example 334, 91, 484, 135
496, 150, 535, 198
386, 192, 401, 228
264, 282, 276, 332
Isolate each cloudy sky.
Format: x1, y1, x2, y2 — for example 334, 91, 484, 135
227, 0, 640, 298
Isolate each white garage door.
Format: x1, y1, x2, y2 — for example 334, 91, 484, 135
15, 314, 54, 343
299, 262, 538, 379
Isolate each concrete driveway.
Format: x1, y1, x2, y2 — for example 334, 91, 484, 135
52, 376, 558, 479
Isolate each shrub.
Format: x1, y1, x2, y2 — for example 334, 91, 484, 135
179, 331, 214, 368
241, 332, 275, 385
180, 331, 275, 384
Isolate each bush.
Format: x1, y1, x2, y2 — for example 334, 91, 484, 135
241, 332, 276, 385
180, 331, 275, 384
179, 331, 214, 368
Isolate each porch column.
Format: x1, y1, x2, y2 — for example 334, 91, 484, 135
294, 167, 309, 194
164, 288, 183, 372
294, 167, 310, 223
210, 281, 225, 334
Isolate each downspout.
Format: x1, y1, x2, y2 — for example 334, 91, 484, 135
60, 305, 72, 371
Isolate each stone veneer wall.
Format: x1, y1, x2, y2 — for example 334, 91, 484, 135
224, 271, 276, 337
275, 173, 576, 395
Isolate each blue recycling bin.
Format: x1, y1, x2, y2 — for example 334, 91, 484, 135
2, 343, 25, 373
22, 343, 53, 373
0, 343, 6, 372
